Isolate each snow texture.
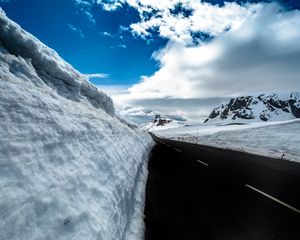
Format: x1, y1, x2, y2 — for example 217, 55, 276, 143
0, 8, 114, 116
155, 120, 300, 162
0, 9, 153, 240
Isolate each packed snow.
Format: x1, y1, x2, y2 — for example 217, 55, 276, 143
0, 9, 153, 240
154, 120, 300, 162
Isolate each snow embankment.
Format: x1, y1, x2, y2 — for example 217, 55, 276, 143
0, 9, 152, 240
156, 120, 300, 162
0, 8, 113, 116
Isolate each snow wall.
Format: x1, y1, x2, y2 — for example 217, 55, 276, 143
0, 9, 153, 240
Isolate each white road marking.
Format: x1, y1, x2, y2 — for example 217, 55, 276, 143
196, 160, 208, 167
245, 184, 300, 215
174, 148, 181, 152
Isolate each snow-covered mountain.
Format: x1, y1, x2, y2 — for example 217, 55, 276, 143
142, 115, 186, 131
204, 92, 300, 124
0, 9, 152, 240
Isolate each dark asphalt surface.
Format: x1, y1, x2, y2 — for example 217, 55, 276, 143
144, 134, 300, 240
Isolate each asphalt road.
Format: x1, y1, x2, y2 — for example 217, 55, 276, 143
144, 134, 300, 240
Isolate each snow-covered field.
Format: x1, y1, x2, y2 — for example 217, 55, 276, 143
0, 9, 153, 240
154, 120, 300, 162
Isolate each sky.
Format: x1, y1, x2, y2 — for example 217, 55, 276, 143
1, 0, 300, 123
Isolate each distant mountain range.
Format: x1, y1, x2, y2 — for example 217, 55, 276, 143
142, 115, 186, 131
204, 92, 300, 123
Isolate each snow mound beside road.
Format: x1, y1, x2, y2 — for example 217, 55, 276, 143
0, 8, 114, 115
0, 9, 152, 240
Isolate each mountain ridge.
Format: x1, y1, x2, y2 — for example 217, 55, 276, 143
204, 92, 300, 123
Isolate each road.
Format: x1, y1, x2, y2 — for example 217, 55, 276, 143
144, 134, 300, 240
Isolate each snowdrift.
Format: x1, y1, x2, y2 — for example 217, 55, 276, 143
0, 9, 152, 240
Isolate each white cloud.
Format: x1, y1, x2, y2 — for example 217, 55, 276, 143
73, 0, 96, 23
110, 43, 127, 49
101, 1, 123, 11
99, 0, 261, 44
111, 3, 300, 121
78, 1, 300, 122
100, 30, 125, 40
97, 84, 130, 96
115, 98, 228, 124
116, 104, 193, 125
75, 1, 260, 44
132, 1, 260, 44
68, 24, 85, 38
101, 31, 114, 37
85, 73, 110, 79
74, 0, 93, 6
122, 4, 300, 98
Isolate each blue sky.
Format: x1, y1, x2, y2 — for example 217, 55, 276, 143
2, 0, 298, 87
1, 0, 300, 122
0, 0, 167, 86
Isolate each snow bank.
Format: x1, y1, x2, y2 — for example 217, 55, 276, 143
0, 9, 153, 240
156, 120, 300, 162
0, 8, 114, 115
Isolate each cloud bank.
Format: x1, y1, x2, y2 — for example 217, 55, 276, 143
94, 0, 261, 44
126, 4, 300, 100
129, 0, 260, 44
79, 1, 300, 123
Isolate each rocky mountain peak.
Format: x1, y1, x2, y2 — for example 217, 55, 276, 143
204, 92, 300, 123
